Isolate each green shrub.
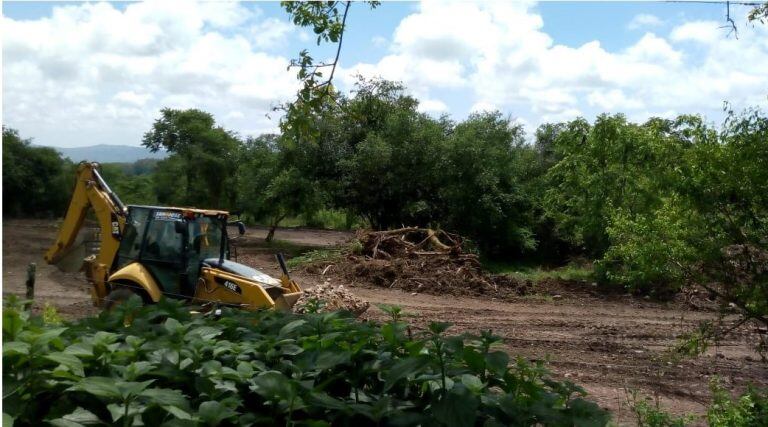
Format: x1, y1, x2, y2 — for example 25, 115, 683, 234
286, 247, 345, 268
598, 198, 705, 295
628, 392, 694, 427
3, 297, 609, 426
708, 379, 768, 427
303, 209, 364, 230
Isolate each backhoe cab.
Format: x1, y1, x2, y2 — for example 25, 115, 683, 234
44, 162, 302, 311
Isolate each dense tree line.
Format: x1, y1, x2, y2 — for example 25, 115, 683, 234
2, 127, 74, 218
3, 79, 766, 315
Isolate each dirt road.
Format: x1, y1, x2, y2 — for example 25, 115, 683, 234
3, 219, 765, 424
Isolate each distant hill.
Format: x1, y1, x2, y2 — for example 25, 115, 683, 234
48, 144, 168, 163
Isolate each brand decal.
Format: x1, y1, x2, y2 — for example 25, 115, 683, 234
110, 213, 121, 239
154, 211, 183, 222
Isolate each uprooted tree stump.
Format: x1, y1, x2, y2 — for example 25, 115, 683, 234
304, 228, 533, 300
358, 227, 466, 260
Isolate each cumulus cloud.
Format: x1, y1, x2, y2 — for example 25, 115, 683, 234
4, 0, 768, 147
670, 20, 721, 43
342, 1, 768, 129
418, 98, 449, 113
627, 14, 664, 30
3, 1, 300, 147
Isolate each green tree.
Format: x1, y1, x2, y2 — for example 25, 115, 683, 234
2, 127, 73, 218
238, 135, 324, 242
98, 163, 157, 206
438, 112, 537, 255
142, 109, 241, 208
279, 1, 380, 141
543, 114, 688, 257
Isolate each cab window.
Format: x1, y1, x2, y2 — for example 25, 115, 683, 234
142, 212, 183, 262
189, 216, 224, 260
117, 207, 150, 267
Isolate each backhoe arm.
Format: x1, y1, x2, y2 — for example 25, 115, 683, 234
44, 163, 127, 296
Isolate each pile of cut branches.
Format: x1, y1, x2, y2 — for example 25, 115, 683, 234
360, 227, 464, 259
293, 282, 370, 316
320, 228, 531, 299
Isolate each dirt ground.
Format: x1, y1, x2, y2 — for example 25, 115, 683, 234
3, 219, 766, 425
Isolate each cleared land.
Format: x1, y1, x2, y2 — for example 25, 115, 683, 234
3, 219, 765, 424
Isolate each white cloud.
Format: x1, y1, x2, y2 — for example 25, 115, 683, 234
250, 17, 294, 49
371, 36, 388, 48
418, 98, 449, 113
670, 20, 720, 43
342, 1, 768, 129
4, 0, 768, 147
470, 100, 497, 113
627, 14, 664, 30
2, 1, 300, 147
113, 91, 153, 107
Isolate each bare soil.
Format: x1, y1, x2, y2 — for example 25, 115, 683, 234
3, 219, 766, 425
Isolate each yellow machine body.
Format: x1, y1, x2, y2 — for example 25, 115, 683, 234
45, 162, 302, 311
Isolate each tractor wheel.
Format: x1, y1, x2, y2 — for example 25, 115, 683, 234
105, 287, 144, 311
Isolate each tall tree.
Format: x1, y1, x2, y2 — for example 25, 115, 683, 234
237, 135, 323, 242
438, 112, 537, 255
2, 127, 73, 218
142, 109, 240, 208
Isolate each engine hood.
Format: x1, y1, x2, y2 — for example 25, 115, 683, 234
202, 258, 282, 287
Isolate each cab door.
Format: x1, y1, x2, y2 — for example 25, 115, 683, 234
139, 210, 187, 298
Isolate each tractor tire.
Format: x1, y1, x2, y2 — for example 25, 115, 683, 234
105, 287, 144, 311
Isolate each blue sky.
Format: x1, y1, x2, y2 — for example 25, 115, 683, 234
3, 1, 767, 148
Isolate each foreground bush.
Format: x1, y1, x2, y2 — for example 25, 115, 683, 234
3, 298, 608, 426
708, 379, 768, 427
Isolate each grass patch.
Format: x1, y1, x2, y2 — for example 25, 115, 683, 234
286, 247, 346, 268
484, 260, 594, 283
263, 239, 316, 256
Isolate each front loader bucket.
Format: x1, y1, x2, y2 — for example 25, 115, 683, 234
273, 291, 302, 311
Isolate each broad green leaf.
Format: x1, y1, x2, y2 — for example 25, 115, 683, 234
107, 402, 147, 423
308, 391, 349, 411
140, 388, 188, 408
250, 371, 294, 401
3, 413, 14, 427
3, 309, 24, 340
48, 407, 101, 427
117, 380, 155, 399
64, 342, 94, 358
163, 405, 193, 421
3, 341, 30, 356
163, 318, 184, 334
485, 351, 510, 376
124, 361, 155, 380
279, 343, 303, 356
462, 347, 485, 372
314, 350, 350, 370
428, 322, 451, 335
179, 358, 193, 370
236, 361, 254, 379
278, 319, 306, 337
30, 327, 67, 347
46, 352, 85, 377
383, 356, 429, 391
432, 384, 479, 427
185, 326, 222, 341
197, 401, 237, 426
461, 374, 484, 393
68, 377, 121, 399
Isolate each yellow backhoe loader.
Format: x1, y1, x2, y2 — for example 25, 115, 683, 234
44, 162, 302, 311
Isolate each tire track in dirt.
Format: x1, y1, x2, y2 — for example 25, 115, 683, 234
342, 286, 767, 423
